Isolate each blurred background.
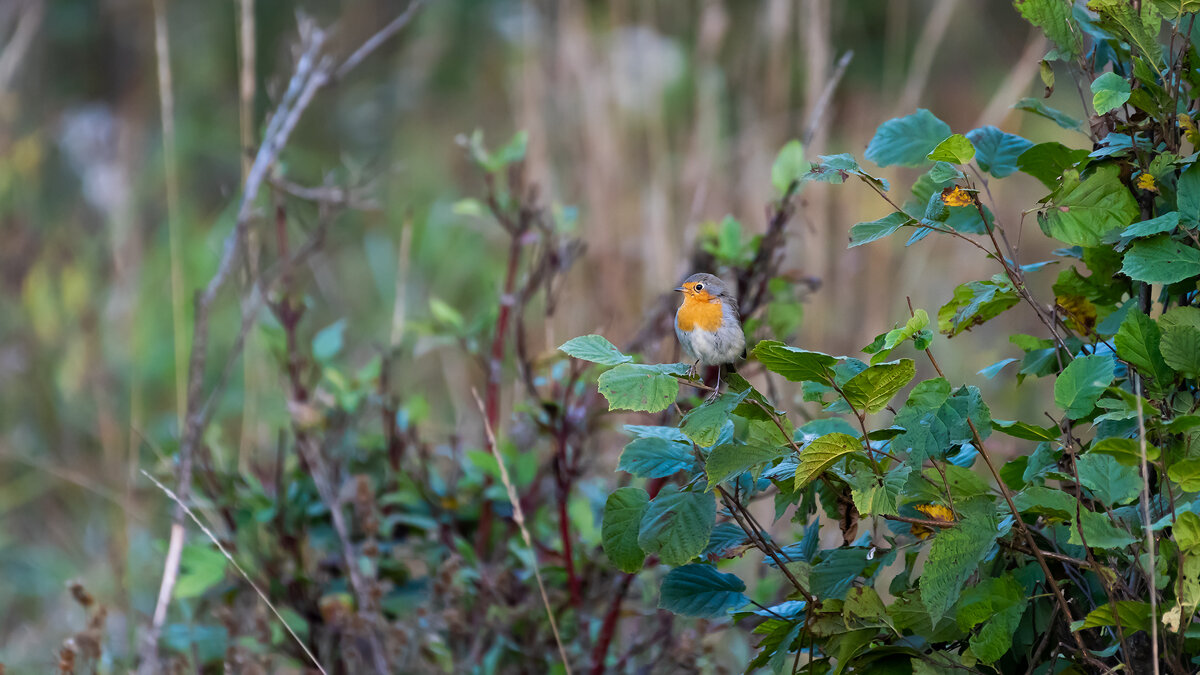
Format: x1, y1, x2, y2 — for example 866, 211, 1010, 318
0, 0, 1087, 671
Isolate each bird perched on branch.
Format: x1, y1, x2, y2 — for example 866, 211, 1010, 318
674, 273, 745, 396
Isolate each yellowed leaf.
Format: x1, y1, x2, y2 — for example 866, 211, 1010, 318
1136, 173, 1157, 192
1057, 295, 1097, 336
911, 503, 955, 539
942, 186, 974, 208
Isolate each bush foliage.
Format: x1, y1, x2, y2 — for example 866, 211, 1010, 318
573, 2, 1200, 673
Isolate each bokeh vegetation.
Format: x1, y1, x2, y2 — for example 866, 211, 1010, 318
0, 0, 1149, 672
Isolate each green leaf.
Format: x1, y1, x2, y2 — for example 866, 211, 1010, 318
749, 620, 803, 673
907, 377, 952, 411
706, 444, 789, 490
1041, 166, 1139, 247
597, 363, 687, 412
841, 359, 917, 414
955, 574, 1028, 664
1069, 509, 1138, 549
658, 564, 748, 618
753, 341, 839, 384
920, 514, 1000, 623
937, 278, 1019, 336
1090, 436, 1160, 464
1121, 236, 1200, 284
1054, 354, 1116, 419
1076, 453, 1142, 506
494, 130, 529, 166
1091, 72, 1132, 114
616, 437, 694, 478
1108, 212, 1181, 248
312, 319, 347, 362
771, 139, 805, 195
1071, 600, 1152, 634
1151, 0, 1200, 19
802, 153, 891, 192
1177, 165, 1200, 226
795, 433, 861, 489
638, 487, 716, 566
703, 522, 749, 560
849, 212, 914, 248
429, 298, 464, 330
868, 310, 931, 365
681, 391, 746, 447
557, 334, 631, 366
810, 548, 872, 600
1161, 306, 1200, 331
1014, 0, 1082, 58
1115, 308, 1174, 387
1014, 485, 1080, 520
1169, 458, 1200, 491
1017, 142, 1089, 189
1161, 324, 1200, 377
1090, 0, 1164, 65
175, 544, 228, 599
1013, 98, 1086, 132
843, 586, 891, 626
992, 419, 1059, 442
966, 126, 1033, 178
1175, 512, 1200, 553
624, 424, 689, 443
847, 464, 911, 517
932, 465, 994, 501
725, 373, 779, 421
602, 487, 650, 573
928, 161, 964, 183
926, 134, 976, 164
865, 109, 952, 168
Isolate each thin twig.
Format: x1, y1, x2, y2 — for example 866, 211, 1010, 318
0, 0, 42, 94
334, 0, 428, 80
471, 389, 573, 673
140, 470, 327, 675
1135, 373, 1161, 674
802, 50, 853, 146
896, 0, 959, 113
140, 8, 428, 668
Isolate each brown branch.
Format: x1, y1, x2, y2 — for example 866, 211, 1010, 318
965, 417, 1100, 666
139, 7, 428, 670
717, 486, 815, 604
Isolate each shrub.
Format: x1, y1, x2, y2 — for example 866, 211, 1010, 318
577, 3, 1200, 672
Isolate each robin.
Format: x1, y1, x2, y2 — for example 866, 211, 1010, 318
675, 273, 746, 396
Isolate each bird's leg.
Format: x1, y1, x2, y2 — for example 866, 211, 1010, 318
705, 364, 723, 402
689, 359, 700, 379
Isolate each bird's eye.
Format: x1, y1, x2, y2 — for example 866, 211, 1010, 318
695, 283, 704, 291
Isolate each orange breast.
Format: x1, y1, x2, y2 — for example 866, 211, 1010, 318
677, 295, 723, 332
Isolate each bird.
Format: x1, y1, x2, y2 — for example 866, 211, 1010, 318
674, 272, 746, 397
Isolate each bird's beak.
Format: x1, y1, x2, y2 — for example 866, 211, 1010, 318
674, 286, 685, 293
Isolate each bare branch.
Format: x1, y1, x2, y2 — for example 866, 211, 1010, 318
335, 0, 428, 81
139, 5, 429, 669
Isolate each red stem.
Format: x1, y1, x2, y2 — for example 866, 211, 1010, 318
475, 233, 525, 556
590, 478, 667, 674
589, 573, 634, 675
556, 427, 582, 607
